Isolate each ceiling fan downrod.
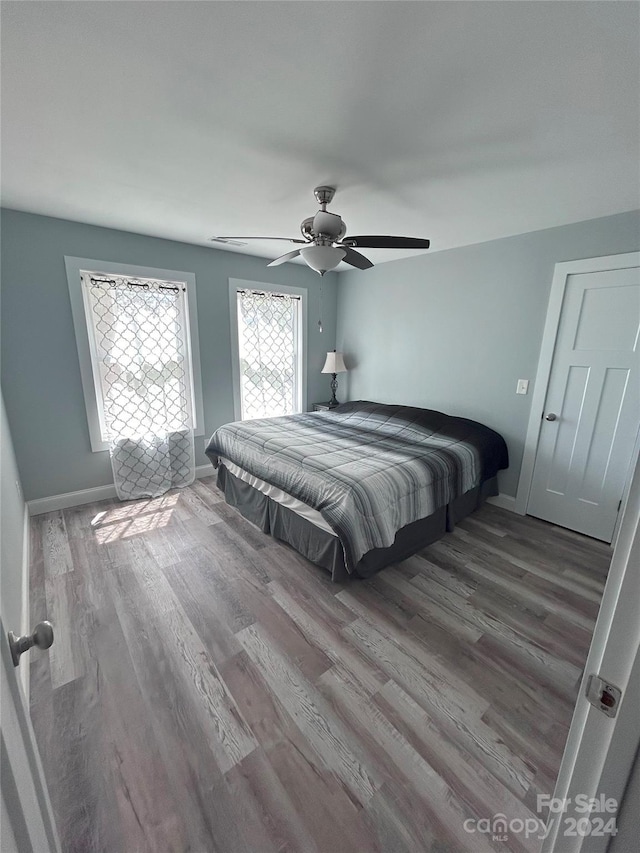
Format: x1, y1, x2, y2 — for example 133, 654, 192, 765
313, 186, 336, 210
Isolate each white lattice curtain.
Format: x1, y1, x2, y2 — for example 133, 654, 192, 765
237, 290, 302, 419
82, 273, 195, 500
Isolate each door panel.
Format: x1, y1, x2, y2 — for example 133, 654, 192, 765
546, 364, 590, 497
573, 282, 640, 351
528, 267, 640, 541
581, 368, 630, 504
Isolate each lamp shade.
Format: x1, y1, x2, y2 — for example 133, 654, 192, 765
321, 350, 347, 374
300, 245, 346, 275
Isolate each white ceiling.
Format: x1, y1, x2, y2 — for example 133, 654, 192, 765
2, 1, 639, 269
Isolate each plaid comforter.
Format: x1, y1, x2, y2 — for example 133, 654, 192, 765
205, 401, 508, 572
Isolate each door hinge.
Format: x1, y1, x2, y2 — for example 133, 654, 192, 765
617, 499, 622, 513
586, 674, 622, 718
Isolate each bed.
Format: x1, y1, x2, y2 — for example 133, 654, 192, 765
205, 400, 509, 581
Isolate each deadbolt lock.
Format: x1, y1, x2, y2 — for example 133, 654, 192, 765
586, 674, 622, 718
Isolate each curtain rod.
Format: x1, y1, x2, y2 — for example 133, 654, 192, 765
88, 276, 185, 293
238, 289, 301, 300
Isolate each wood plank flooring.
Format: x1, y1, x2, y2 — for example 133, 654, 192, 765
29, 478, 611, 853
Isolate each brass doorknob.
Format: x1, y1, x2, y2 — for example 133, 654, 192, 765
8, 621, 54, 667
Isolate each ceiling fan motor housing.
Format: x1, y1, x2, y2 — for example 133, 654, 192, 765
313, 211, 346, 240
300, 217, 315, 240
300, 212, 346, 244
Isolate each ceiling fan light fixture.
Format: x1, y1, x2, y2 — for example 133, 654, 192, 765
300, 244, 346, 276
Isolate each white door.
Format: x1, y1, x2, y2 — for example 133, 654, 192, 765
1, 393, 58, 849
543, 456, 640, 853
0, 620, 59, 852
528, 265, 640, 542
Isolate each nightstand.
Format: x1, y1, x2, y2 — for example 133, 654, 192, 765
313, 403, 331, 412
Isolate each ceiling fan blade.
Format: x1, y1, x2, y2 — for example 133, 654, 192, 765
267, 249, 301, 267
342, 247, 374, 270
213, 236, 307, 243
345, 235, 430, 249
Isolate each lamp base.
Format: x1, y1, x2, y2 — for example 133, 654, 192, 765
328, 374, 340, 408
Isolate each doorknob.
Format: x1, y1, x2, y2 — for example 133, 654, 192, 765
545, 413, 558, 421
8, 621, 54, 667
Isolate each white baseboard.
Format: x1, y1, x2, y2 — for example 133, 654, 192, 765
27, 472, 517, 519
27, 465, 215, 516
195, 463, 216, 479
486, 493, 520, 513
28, 483, 118, 515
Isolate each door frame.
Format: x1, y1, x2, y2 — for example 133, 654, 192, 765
515, 252, 640, 528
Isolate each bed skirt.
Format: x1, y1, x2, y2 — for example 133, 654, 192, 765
216, 464, 499, 582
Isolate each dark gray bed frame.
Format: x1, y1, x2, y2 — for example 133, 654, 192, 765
217, 464, 499, 582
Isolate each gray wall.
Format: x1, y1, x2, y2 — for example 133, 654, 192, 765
337, 211, 640, 497
1, 209, 338, 501
3, 207, 639, 503
0, 392, 27, 635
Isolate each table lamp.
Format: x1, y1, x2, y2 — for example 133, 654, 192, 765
321, 350, 347, 408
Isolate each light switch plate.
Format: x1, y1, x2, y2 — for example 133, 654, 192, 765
516, 379, 529, 395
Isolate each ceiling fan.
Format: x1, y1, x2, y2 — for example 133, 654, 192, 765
213, 186, 430, 275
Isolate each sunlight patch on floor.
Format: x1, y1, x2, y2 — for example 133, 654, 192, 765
91, 494, 180, 542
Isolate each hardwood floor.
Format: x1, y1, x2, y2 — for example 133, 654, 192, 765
29, 478, 610, 853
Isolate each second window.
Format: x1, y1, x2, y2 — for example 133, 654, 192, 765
234, 286, 304, 420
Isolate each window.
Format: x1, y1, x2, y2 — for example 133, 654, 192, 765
230, 280, 307, 420
66, 258, 204, 452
